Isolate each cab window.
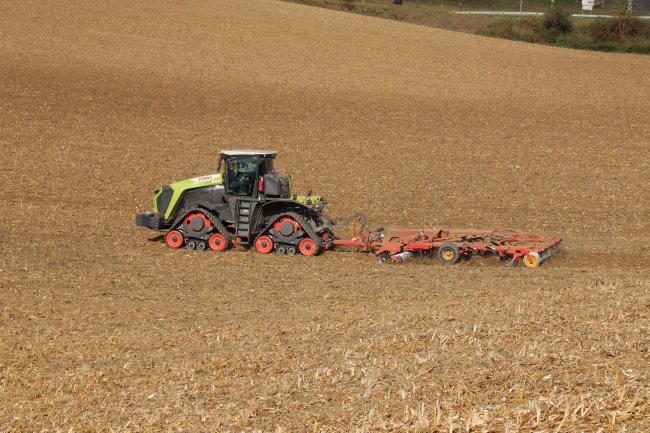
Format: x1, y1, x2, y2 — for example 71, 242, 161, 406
261, 158, 274, 175
226, 157, 257, 196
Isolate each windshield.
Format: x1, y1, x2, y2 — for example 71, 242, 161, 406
226, 156, 257, 196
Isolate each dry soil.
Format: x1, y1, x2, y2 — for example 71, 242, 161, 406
1, 0, 649, 431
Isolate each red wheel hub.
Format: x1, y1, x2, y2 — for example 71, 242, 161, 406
165, 230, 184, 248
208, 233, 227, 252
184, 212, 211, 232
255, 236, 273, 254
273, 217, 301, 237
299, 237, 318, 256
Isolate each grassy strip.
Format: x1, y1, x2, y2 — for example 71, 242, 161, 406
286, 0, 650, 53
482, 6, 650, 53
288, 0, 644, 14
283, 0, 501, 33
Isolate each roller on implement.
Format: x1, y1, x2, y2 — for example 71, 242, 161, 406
135, 150, 562, 268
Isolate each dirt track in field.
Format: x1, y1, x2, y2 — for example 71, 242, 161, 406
1, 0, 649, 431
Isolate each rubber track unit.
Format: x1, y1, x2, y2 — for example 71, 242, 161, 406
256, 211, 322, 250
172, 207, 232, 244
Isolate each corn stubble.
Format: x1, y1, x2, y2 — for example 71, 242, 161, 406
0, 0, 648, 431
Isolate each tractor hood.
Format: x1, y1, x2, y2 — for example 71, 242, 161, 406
153, 173, 224, 218
169, 173, 223, 190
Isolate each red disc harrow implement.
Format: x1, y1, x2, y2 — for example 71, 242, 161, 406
333, 226, 562, 268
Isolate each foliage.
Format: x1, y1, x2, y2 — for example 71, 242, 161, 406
587, 0, 648, 42
541, 7, 573, 40
484, 4, 650, 54
341, 0, 356, 11
484, 18, 545, 43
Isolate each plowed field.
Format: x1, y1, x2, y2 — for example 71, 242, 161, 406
1, 0, 649, 431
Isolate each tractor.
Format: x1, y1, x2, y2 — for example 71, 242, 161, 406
136, 150, 335, 255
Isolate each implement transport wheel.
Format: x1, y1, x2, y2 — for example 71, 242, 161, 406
208, 233, 228, 252
165, 230, 184, 249
255, 236, 274, 254
437, 243, 460, 265
523, 252, 540, 268
299, 238, 318, 257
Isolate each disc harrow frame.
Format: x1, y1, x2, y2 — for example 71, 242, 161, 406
333, 226, 562, 268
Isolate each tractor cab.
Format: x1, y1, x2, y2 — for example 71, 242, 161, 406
218, 150, 290, 199
218, 150, 292, 244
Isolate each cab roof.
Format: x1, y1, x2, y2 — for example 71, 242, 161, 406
220, 150, 277, 158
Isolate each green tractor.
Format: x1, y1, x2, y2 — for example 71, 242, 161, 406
136, 150, 335, 255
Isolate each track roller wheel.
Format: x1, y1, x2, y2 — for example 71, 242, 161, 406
208, 233, 228, 252
165, 230, 184, 249
187, 239, 197, 250
276, 245, 287, 255
286, 246, 296, 256
298, 237, 318, 257
523, 252, 540, 268
437, 243, 460, 265
255, 236, 274, 254
196, 241, 206, 251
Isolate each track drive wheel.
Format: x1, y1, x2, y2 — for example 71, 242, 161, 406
523, 252, 540, 268
165, 230, 184, 249
437, 243, 460, 265
184, 211, 212, 233
298, 237, 319, 257
274, 217, 302, 237
255, 236, 274, 254
208, 233, 228, 252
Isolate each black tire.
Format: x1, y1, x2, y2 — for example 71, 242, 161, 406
437, 244, 460, 265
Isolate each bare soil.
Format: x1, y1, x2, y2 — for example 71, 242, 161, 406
1, 0, 648, 431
